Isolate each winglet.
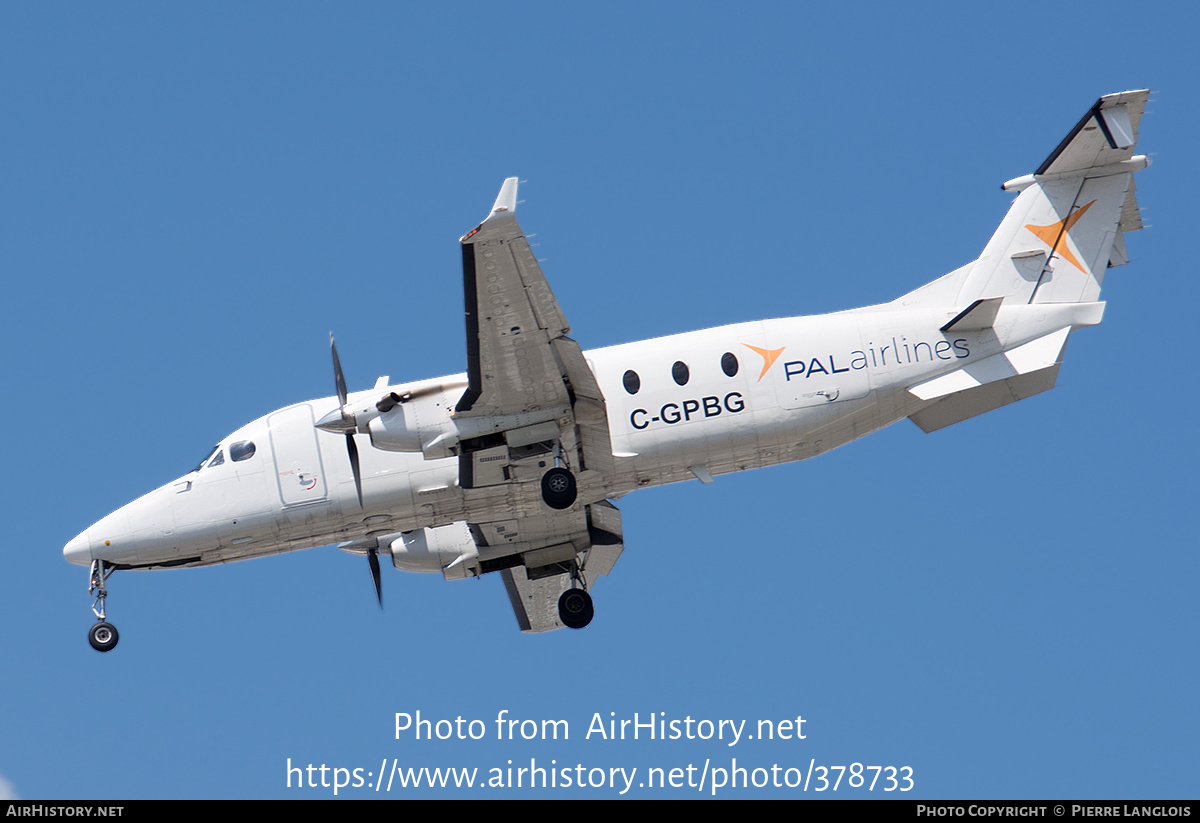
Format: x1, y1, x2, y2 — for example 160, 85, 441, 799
461, 178, 520, 242
487, 177, 519, 221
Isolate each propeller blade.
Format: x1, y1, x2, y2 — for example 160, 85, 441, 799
330, 333, 348, 408
368, 548, 382, 607
345, 432, 363, 508
329, 334, 364, 508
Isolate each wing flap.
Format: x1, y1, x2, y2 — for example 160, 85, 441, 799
553, 342, 616, 476
489, 499, 625, 633
501, 567, 570, 633
511, 234, 570, 339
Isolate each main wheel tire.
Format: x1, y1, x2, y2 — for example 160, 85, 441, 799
541, 467, 577, 510
558, 588, 594, 629
89, 621, 119, 652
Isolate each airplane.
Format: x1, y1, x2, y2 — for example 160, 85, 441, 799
65, 90, 1151, 651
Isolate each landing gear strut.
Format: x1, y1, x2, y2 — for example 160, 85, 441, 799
87, 560, 119, 652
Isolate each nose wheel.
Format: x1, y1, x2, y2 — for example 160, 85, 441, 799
86, 560, 119, 653
89, 621, 119, 652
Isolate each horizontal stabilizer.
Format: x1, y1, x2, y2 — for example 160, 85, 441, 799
910, 327, 1070, 402
1037, 90, 1149, 176
953, 91, 1148, 307
941, 297, 1004, 332
908, 365, 1060, 433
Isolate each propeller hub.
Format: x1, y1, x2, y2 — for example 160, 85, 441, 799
315, 407, 356, 434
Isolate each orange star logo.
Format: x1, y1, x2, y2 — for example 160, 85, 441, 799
743, 344, 785, 381
1024, 199, 1096, 273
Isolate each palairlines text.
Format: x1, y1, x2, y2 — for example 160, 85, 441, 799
784, 337, 970, 379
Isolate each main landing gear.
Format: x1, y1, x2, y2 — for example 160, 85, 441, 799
541, 467, 577, 510
558, 587, 593, 629
540, 441, 578, 510
87, 560, 119, 652
557, 561, 593, 629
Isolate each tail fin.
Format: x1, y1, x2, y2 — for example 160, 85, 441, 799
952, 90, 1149, 307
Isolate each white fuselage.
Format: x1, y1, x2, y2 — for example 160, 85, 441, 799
63, 297, 1095, 575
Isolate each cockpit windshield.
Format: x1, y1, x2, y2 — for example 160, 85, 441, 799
195, 445, 220, 472
195, 441, 254, 472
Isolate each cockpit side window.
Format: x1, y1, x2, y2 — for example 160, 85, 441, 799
207, 449, 225, 468
230, 441, 256, 462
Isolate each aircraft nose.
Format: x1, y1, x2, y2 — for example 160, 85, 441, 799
64, 530, 92, 566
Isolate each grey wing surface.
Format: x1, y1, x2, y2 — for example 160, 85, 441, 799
454, 179, 622, 632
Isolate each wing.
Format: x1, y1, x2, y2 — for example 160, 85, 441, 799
453, 179, 622, 632
493, 500, 625, 633
456, 179, 615, 480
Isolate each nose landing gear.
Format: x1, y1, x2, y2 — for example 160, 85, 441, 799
87, 560, 119, 652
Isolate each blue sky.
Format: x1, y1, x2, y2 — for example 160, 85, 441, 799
3, 2, 1197, 799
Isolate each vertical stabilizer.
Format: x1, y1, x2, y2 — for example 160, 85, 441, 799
954, 91, 1149, 307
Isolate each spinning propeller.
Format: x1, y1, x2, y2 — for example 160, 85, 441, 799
319, 334, 365, 508
367, 543, 382, 607
314, 335, 451, 607
317, 334, 380, 607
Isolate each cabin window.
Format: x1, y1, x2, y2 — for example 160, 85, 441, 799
623, 369, 641, 395
230, 441, 256, 462
721, 352, 739, 377
672, 360, 690, 386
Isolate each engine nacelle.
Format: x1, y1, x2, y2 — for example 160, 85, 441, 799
389, 522, 478, 580
369, 393, 570, 462
367, 387, 459, 459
